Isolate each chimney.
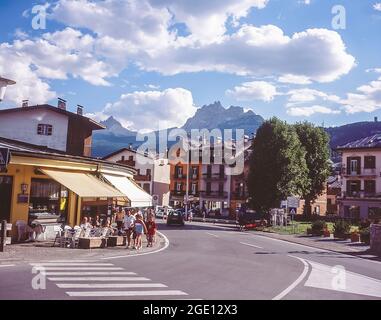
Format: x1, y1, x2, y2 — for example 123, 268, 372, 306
77, 105, 84, 116
22, 99, 29, 108
57, 98, 67, 110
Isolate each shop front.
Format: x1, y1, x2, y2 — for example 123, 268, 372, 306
0, 140, 137, 240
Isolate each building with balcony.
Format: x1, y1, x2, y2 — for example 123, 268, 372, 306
103, 147, 170, 207
170, 160, 201, 207
336, 134, 381, 220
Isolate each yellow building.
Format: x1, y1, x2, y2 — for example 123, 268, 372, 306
0, 137, 151, 240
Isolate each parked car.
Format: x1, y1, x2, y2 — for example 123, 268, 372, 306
167, 211, 185, 226
155, 209, 165, 219
238, 212, 268, 231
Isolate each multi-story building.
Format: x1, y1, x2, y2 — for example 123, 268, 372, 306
103, 147, 170, 207
336, 134, 381, 220
170, 161, 201, 208
0, 101, 104, 157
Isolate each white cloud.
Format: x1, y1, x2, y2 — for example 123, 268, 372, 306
95, 88, 197, 132
287, 105, 340, 117
150, 0, 269, 43
374, 3, 381, 11
140, 26, 355, 83
366, 68, 381, 73
341, 76, 381, 113
287, 88, 340, 105
0, 43, 56, 105
226, 81, 278, 102
49, 1, 355, 83
278, 74, 312, 85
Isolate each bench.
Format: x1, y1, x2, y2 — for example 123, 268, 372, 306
107, 236, 126, 247
78, 237, 107, 249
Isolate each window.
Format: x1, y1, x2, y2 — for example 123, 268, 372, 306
121, 156, 125, 161
369, 208, 381, 220
37, 124, 53, 136
146, 169, 151, 176
129, 156, 133, 161
191, 183, 197, 194
364, 156, 376, 169
364, 180, 376, 194
176, 183, 182, 191
314, 206, 320, 215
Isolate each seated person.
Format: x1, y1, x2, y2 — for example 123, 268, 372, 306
101, 218, 115, 237
80, 217, 92, 230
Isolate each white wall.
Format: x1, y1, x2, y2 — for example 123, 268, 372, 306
0, 109, 68, 151
105, 149, 170, 205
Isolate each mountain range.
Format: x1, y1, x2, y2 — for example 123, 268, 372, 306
92, 101, 264, 157
92, 102, 381, 159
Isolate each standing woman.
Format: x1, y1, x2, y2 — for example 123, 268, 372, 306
134, 213, 147, 250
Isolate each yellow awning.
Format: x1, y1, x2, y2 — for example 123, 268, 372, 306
41, 169, 125, 198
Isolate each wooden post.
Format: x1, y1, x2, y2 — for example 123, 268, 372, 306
0, 220, 6, 252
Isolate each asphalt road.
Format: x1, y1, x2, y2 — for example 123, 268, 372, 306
0, 221, 381, 300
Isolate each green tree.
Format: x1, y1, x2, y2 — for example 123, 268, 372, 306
247, 118, 310, 212
294, 122, 331, 216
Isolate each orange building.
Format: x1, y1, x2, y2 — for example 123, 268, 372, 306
170, 161, 201, 208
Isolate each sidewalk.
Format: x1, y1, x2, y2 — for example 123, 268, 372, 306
251, 231, 381, 261
0, 232, 166, 264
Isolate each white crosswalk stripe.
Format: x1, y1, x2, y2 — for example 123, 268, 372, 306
47, 277, 150, 281
30, 260, 189, 299
66, 290, 188, 297
57, 283, 168, 289
44, 272, 137, 276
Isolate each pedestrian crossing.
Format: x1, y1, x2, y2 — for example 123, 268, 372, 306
29, 260, 189, 299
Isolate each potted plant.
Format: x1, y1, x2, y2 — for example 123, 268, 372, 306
333, 219, 351, 239
350, 231, 360, 242
310, 220, 327, 236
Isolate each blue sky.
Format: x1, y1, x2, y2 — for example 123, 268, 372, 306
0, 0, 381, 132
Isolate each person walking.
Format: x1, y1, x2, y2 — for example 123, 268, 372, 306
134, 213, 147, 250
188, 209, 193, 223
123, 210, 136, 249
146, 215, 157, 247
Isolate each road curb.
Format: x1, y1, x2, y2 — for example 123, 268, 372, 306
100, 231, 169, 260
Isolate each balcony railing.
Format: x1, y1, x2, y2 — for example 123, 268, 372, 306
341, 166, 378, 177
173, 174, 187, 179
171, 190, 200, 197
200, 191, 228, 199
202, 173, 227, 180
117, 159, 136, 167
339, 191, 381, 199
134, 174, 151, 181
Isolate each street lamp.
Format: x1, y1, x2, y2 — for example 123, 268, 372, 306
0, 77, 16, 102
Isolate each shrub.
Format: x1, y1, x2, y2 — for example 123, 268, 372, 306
310, 220, 327, 236
359, 227, 370, 245
333, 220, 351, 238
